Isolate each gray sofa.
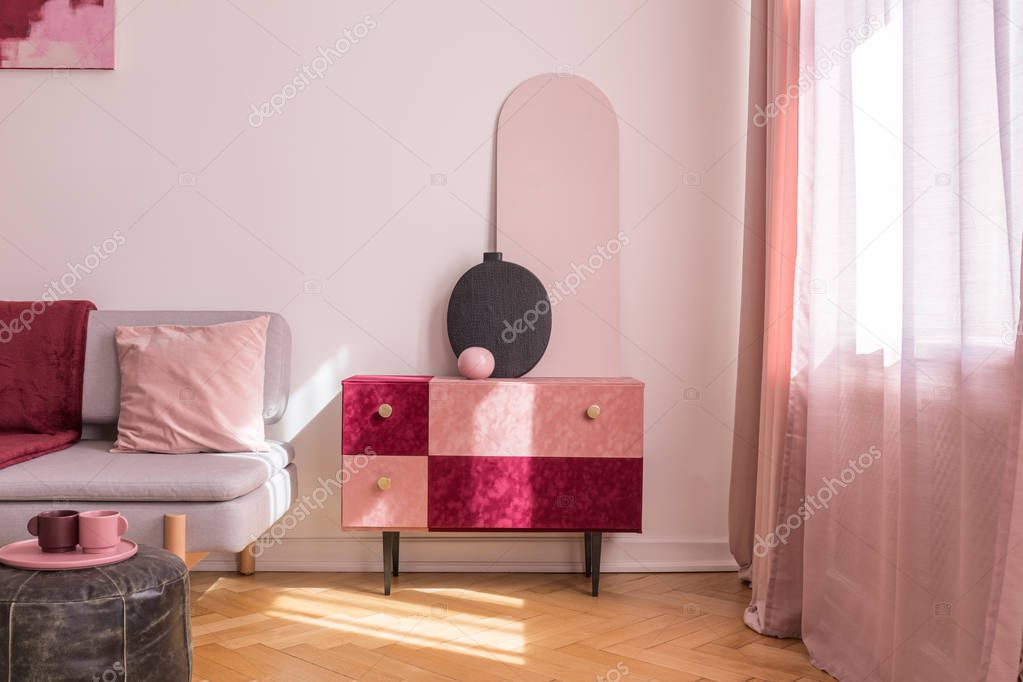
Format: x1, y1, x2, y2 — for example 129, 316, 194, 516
0, 311, 297, 573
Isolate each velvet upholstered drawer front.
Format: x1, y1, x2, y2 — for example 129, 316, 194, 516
427, 455, 642, 531
341, 375, 430, 456
340, 454, 427, 530
428, 377, 643, 458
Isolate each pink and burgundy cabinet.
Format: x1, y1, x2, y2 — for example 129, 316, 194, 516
341, 375, 644, 595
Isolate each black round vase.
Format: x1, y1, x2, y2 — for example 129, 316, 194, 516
446, 252, 551, 378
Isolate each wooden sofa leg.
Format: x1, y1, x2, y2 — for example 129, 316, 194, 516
237, 542, 256, 576
163, 514, 209, 569
164, 514, 187, 563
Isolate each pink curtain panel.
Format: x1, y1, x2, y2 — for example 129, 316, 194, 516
732, 1, 1023, 680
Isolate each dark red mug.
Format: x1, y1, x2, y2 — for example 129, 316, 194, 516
27, 510, 79, 553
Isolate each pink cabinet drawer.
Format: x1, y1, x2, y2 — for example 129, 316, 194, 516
428, 455, 642, 531
341, 454, 428, 530
429, 378, 642, 457
342, 376, 430, 456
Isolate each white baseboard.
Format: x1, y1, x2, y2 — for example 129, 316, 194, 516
194, 534, 738, 572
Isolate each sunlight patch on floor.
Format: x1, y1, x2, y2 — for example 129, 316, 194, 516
261, 588, 529, 665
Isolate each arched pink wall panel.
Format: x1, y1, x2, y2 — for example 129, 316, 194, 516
496, 74, 621, 377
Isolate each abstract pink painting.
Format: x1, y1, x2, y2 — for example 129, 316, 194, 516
0, 0, 114, 69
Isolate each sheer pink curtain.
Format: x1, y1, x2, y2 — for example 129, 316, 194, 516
733, 0, 1023, 679
796, 1, 1023, 678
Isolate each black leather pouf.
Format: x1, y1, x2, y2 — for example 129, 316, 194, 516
447, 252, 552, 378
0, 545, 191, 682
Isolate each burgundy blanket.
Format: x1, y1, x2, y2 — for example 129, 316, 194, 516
0, 300, 95, 470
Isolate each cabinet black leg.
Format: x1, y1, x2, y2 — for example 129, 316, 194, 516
584, 532, 592, 577
589, 531, 602, 597
392, 532, 400, 577
382, 532, 398, 595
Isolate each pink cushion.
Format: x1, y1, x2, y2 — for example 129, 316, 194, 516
112, 316, 270, 454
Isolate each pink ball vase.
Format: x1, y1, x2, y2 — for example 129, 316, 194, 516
457, 347, 495, 380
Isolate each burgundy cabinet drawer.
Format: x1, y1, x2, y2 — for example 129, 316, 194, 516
342, 376, 430, 456
428, 456, 642, 531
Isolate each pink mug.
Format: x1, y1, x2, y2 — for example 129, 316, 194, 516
78, 510, 129, 554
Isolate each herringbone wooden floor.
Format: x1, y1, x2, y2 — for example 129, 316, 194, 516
189, 571, 833, 682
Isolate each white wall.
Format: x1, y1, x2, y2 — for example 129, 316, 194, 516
0, 0, 750, 572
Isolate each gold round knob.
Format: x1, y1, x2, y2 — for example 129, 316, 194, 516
586, 404, 601, 420
377, 477, 391, 491
377, 403, 393, 418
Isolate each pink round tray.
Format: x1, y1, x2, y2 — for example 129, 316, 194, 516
0, 539, 138, 570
